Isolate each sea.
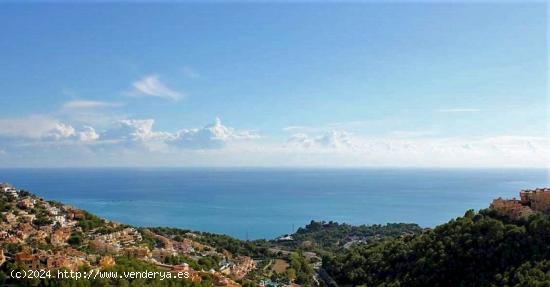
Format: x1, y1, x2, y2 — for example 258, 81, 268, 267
0, 168, 548, 240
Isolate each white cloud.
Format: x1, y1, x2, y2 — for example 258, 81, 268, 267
63, 100, 123, 110
130, 75, 184, 100
119, 119, 173, 142
98, 117, 258, 152
0, 114, 546, 168
317, 131, 358, 149
45, 123, 76, 140
0, 115, 103, 144
287, 133, 315, 148
92, 119, 173, 152
78, 126, 100, 142
0, 115, 74, 140
169, 118, 259, 149
436, 108, 481, 113
287, 130, 358, 150
280, 129, 549, 167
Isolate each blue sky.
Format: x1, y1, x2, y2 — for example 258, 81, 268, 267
0, 2, 547, 167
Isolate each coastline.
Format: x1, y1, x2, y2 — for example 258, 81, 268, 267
1, 168, 547, 239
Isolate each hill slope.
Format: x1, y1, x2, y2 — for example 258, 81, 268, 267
323, 209, 550, 286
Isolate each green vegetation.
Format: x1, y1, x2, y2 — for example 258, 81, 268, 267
287, 252, 314, 285
8, 184, 550, 286
76, 211, 106, 232
197, 234, 270, 259
323, 209, 550, 287
149, 227, 271, 258
32, 212, 53, 227
68, 231, 84, 246
163, 254, 201, 270
197, 256, 219, 271
289, 220, 422, 251
495, 260, 550, 286
0, 198, 11, 212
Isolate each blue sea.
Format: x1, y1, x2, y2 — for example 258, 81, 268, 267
0, 168, 548, 240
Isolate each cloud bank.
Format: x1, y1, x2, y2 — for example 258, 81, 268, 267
0, 115, 79, 141
0, 114, 547, 168
170, 118, 259, 149
287, 131, 358, 150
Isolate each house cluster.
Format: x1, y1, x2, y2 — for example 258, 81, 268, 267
230, 256, 257, 279
0, 185, 97, 271
0, 201, 75, 247
143, 230, 258, 282
168, 262, 203, 283
490, 188, 550, 219
89, 227, 143, 254
210, 269, 241, 287
220, 255, 257, 279
0, 183, 18, 198
0, 183, 260, 286
139, 230, 187, 262
13, 247, 111, 271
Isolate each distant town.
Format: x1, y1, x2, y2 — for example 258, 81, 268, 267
490, 188, 550, 220
0, 182, 263, 286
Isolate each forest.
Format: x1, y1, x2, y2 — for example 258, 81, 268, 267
323, 209, 550, 286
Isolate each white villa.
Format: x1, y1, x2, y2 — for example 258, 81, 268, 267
0, 182, 19, 198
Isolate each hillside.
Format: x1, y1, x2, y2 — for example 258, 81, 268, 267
0, 183, 418, 287
3, 181, 548, 287
274, 221, 421, 252
323, 189, 550, 287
